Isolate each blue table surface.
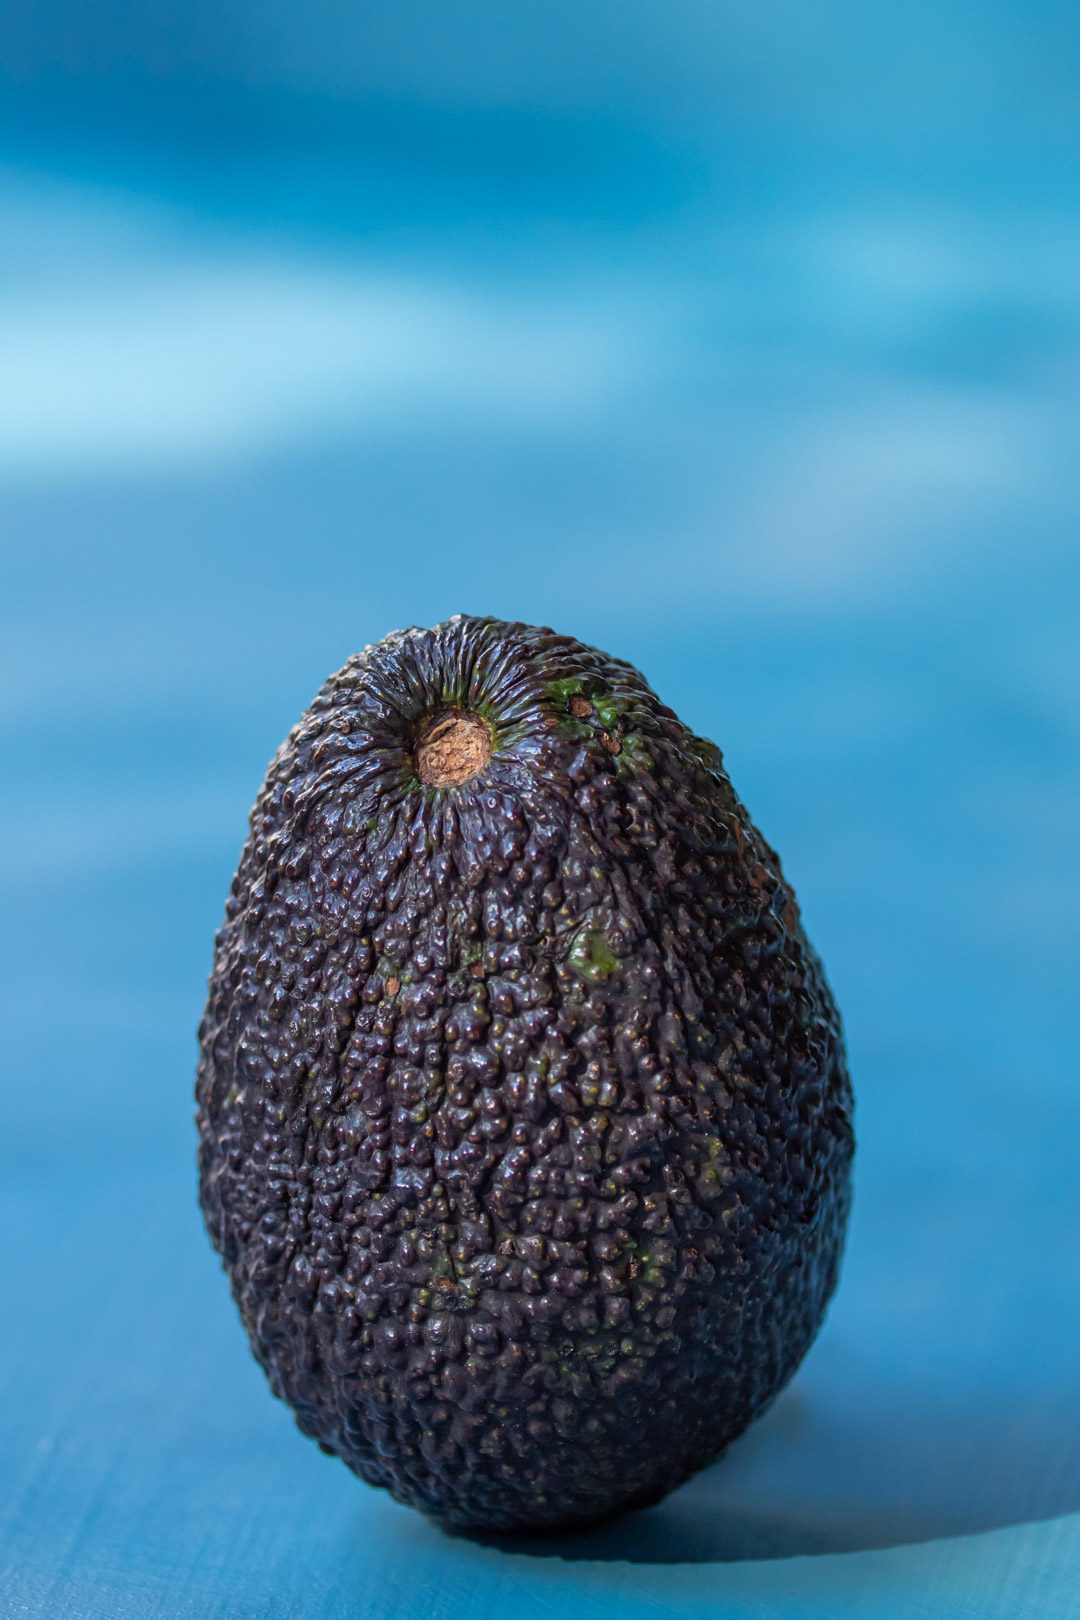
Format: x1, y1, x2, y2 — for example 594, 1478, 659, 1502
3, 9, 1080, 1608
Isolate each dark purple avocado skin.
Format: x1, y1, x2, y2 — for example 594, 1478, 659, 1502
196, 616, 854, 1533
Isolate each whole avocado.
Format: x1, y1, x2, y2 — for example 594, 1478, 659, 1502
197, 615, 853, 1533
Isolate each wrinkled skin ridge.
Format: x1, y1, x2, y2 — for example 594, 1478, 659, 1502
196, 616, 854, 1532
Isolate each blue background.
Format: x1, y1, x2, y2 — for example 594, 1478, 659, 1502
2, 4, 1079, 1615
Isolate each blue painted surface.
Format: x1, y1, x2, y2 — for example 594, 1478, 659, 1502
2, 5, 1080, 1615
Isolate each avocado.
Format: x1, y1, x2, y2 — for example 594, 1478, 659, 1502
196, 616, 853, 1533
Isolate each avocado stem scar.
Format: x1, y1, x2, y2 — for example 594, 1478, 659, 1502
415, 710, 493, 788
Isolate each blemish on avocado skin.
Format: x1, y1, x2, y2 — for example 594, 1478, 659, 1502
543, 679, 655, 762
569, 927, 621, 981
541, 678, 592, 741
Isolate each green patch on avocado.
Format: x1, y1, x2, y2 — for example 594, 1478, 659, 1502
569, 927, 621, 981
590, 692, 628, 732
544, 676, 586, 705
614, 731, 652, 772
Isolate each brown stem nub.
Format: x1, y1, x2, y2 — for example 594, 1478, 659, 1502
415, 711, 493, 789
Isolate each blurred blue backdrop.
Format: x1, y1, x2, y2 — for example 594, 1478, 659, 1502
2, 5, 1079, 1617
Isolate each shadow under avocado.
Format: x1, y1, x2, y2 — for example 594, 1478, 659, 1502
468, 1381, 1080, 1564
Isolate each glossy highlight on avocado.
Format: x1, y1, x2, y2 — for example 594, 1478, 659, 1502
196, 615, 854, 1533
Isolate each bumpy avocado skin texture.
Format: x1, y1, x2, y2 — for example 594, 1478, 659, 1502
196, 616, 853, 1533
